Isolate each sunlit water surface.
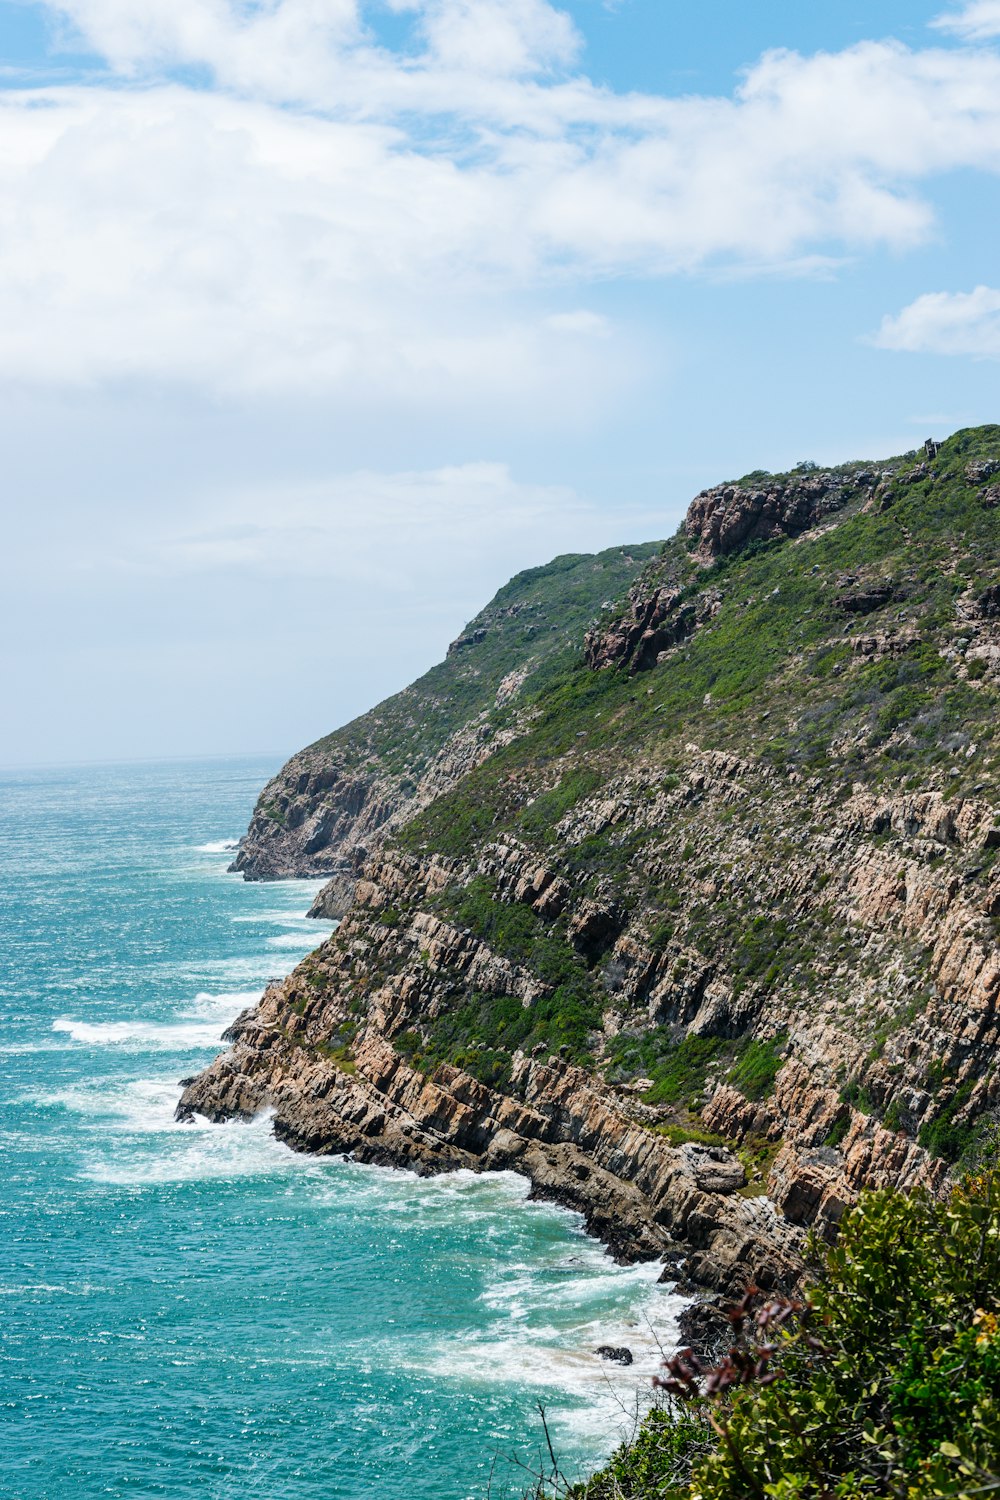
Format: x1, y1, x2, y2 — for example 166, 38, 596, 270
0, 757, 684, 1499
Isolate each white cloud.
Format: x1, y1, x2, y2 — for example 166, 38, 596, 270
874, 285, 1000, 357
394, 0, 581, 76
932, 2, 1000, 39
0, 83, 638, 404
2, 15, 1000, 393
42, 0, 581, 100
42, 0, 366, 95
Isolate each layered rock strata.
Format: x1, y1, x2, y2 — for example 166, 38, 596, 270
182, 755, 998, 1292
179, 847, 802, 1293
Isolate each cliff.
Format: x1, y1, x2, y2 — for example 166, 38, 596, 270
228, 543, 660, 914
184, 426, 1000, 1291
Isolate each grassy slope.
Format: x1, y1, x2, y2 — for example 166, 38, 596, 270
401, 427, 1000, 850
244, 543, 664, 865
385, 426, 1000, 1139
295, 543, 663, 780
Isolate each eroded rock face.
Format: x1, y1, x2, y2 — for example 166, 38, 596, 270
232, 717, 522, 883
181, 740, 1000, 1293
585, 589, 697, 672
179, 1019, 801, 1293
584, 468, 887, 674
684, 472, 877, 563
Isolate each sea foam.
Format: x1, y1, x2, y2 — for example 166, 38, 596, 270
52, 1016, 228, 1051
266, 931, 328, 949
184, 988, 262, 1020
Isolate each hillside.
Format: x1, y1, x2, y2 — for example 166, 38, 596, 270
184, 425, 1000, 1300
230, 542, 661, 913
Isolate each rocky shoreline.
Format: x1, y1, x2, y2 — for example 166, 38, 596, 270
189, 431, 1000, 1318
182, 748, 995, 1302
178, 977, 803, 1294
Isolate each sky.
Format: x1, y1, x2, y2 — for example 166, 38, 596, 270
3, 0, 1000, 767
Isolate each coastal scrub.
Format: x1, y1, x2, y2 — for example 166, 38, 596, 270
574, 1171, 1000, 1499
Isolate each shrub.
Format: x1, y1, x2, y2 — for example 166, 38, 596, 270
919, 1080, 977, 1163
607, 1032, 727, 1109
519, 768, 602, 838
574, 1172, 1000, 1499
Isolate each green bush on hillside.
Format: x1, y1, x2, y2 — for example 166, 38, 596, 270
573, 1171, 1000, 1499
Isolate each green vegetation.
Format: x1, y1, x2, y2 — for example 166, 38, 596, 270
395, 1022, 515, 1090
840, 1078, 875, 1115
399, 428, 1000, 881
383, 431, 1000, 1185
246, 430, 1000, 1499
736, 1134, 783, 1195
653, 1122, 729, 1148
394, 976, 598, 1087
919, 1081, 978, 1163
605, 1028, 788, 1110
519, 768, 603, 839
574, 1172, 1000, 1498
393, 877, 603, 1078
607, 1031, 727, 1109
727, 1033, 787, 1101
292, 543, 661, 784
451, 877, 597, 1010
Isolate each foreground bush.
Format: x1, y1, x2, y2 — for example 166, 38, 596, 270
575, 1172, 1000, 1499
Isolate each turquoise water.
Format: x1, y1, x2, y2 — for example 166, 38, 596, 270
0, 757, 683, 1500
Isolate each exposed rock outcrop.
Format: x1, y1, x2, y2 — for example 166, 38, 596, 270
585, 588, 716, 673
585, 465, 886, 673
178, 870, 802, 1292
183, 748, 997, 1290
684, 470, 877, 563
231, 716, 522, 883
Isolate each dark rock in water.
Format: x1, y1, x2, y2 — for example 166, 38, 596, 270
656, 1251, 686, 1284
676, 1302, 732, 1364
595, 1345, 633, 1366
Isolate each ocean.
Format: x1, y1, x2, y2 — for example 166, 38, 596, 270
0, 756, 684, 1499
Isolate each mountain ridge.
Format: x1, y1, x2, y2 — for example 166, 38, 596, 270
185, 424, 1000, 1297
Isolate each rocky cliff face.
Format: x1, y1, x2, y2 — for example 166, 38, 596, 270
231, 714, 523, 910
584, 463, 888, 675
179, 840, 803, 1294
188, 426, 1000, 1293
685, 468, 880, 562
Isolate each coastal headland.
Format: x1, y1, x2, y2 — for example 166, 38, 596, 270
181, 426, 1000, 1303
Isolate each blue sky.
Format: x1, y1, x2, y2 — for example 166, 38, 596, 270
2, 0, 1000, 765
